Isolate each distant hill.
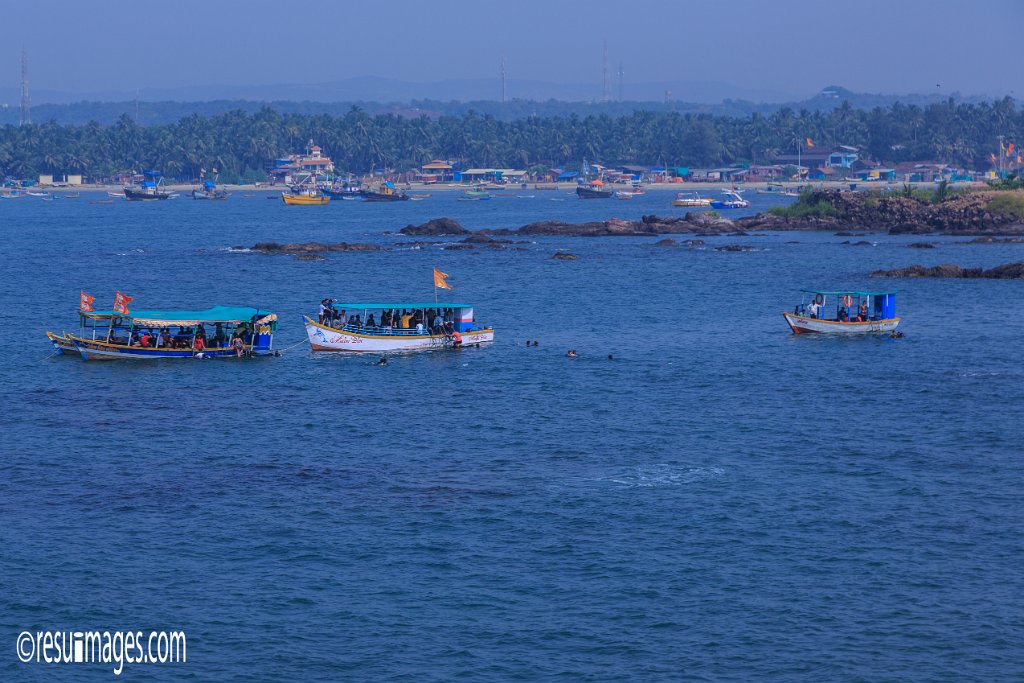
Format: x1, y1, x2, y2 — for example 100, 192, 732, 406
0, 84, 1011, 126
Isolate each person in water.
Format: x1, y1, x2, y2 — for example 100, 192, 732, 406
374, 356, 387, 365
566, 350, 577, 358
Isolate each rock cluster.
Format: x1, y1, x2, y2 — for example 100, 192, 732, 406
872, 262, 1024, 279
252, 242, 383, 253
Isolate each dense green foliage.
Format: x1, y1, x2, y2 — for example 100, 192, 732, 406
0, 97, 1020, 182
767, 189, 841, 218
987, 193, 1024, 219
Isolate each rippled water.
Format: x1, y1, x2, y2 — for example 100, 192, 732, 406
2, 190, 1023, 680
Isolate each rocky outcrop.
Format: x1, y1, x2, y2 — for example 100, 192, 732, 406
908, 242, 936, 248
715, 245, 758, 252
399, 217, 469, 236
252, 242, 383, 253
872, 262, 1024, 279
654, 238, 677, 247
552, 252, 578, 260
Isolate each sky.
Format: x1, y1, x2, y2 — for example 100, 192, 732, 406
1, 0, 1022, 102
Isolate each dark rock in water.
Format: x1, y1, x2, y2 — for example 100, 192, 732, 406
444, 244, 475, 250
728, 230, 749, 237
294, 254, 325, 261
654, 238, 677, 247
552, 252, 578, 260
231, 245, 245, 250
485, 242, 507, 250
715, 245, 757, 252
399, 217, 468, 236
462, 233, 496, 244
872, 261, 1024, 279
682, 239, 705, 246
834, 231, 866, 237
253, 241, 383, 253
842, 240, 874, 246
964, 236, 1024, 244
909, 242, 936, 248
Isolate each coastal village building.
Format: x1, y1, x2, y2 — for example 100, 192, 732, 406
269, 143, 335, 184
416, 160, 455, 183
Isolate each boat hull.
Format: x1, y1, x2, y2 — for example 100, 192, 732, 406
361, 191, 409, 202
124, 188, 172, 201
783, 312, 900, 335
304, 317, 494, 352
47, 333, 269, 360
576, 187, 612, 199
282, 193, 329, 205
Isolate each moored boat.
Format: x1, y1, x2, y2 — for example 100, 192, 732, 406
304, 301, 494, 352
756, 183, 799, 197
783, 290, 901, 335
192, 179, 230, 200
361, 182, 409, 202
709, 190, 750, 209
576, 180, 612, 199
47, 304, 278, 360
282, 188, 329, 205
124, 171, 172, 201
673, 191, 712, 207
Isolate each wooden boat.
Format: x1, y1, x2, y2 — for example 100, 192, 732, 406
321, 185, 362, 199
464, 189, 491, 199
107, 191, 123, 198
361, 182, 409, 202
305, 302, 494, 353
192, 180, 229, 200
282, 189, 329, 205
124, 171, 172, 201
89, 199, 114, 205
576, 181, 612, 199
62, 192, 81, 199
783, 290, 901, 335
673, 191, 712, 207
709, 190, 750, 209
47, 305, 278, 360
756, 183, 799, 197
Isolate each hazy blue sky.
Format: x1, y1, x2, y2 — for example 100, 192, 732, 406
1, 0, 1021, 100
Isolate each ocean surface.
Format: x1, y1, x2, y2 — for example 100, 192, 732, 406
2, 189, 1022, 681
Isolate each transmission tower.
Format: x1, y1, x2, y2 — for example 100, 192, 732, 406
501, 56, 506, 104
618, 61, 624, 101
20, 48, 31, 126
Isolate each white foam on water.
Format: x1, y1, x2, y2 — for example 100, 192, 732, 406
601, 464, 725, 488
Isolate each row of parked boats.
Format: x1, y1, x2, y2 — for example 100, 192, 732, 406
46, 286, 900, 362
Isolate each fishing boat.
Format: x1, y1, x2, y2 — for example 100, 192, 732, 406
107, 191, 123, 198
282, 187, 329, 205
304, 302, 494, 352
192, 180, 229, 200
124, 171, 172, 201
615, 190, 634, 200
321, 184, 362, 199
673, 191, 712, 207
756, 183, 799, 197
464, 189, 492, 199
709, 190, 750, 209
576, 180, 612, 199
361, 182, 409, 202
47, 305, 278, 360
783, 290, 901, 335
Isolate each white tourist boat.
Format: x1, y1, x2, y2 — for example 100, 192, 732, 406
783, 290, 901, 335
304, 301, 495, 352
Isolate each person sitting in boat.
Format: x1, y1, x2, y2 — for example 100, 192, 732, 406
193, 335, 205, 353
366, 314, 376, 329
431, 312, 443, 334
858, 301, 869, 322
837, 307, 849, 322
213, 324, 226, 347
232, 335, 245, 357
381, 310, 391, 328
139, 330, 153, 348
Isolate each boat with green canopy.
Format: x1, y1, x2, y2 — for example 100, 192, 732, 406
47, 305, 278, 360
784, 289, 900, 334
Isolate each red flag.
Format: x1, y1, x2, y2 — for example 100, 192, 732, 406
1007, 143, 1015, 157
113, 291, 133, 315
79, 291, 95, 312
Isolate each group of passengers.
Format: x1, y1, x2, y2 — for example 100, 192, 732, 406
799, 299, 871, 323
318, 300, 457, 335
109, 322, 250, 353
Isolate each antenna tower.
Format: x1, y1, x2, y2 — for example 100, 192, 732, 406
618, 61, 624, 101
20, 48, 31, 126
501, 56, 506, 104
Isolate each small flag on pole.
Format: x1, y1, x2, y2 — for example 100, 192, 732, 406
79, 291, 95, 312
433, 268, 452, 290
805, 137, 814, 148
113, 291, 133, 315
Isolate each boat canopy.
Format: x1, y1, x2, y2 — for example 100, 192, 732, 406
81, 306, 273, 325
330, 302, 471, 310
800, 289, 897, 296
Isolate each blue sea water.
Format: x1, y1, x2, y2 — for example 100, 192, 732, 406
1, 189, 1023, 681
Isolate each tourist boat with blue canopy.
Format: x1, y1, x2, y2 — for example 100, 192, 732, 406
124, 171, 172, 201
304, 302, 494, 352
47, 305, 278, 360
192, 179, 229, 200
784, 290, 900, 334
709, 189, 750, 209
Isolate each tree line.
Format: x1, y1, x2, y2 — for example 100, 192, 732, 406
0, 98, 1020, 183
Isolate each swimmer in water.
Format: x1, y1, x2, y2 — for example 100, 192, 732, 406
566, 349, 577, 358
373, 356, 388, 365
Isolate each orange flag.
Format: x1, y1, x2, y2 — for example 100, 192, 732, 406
433, 268, 452, 290
805, 137, 814, 148
79, 291, 95, 312
113, 291, 133, 315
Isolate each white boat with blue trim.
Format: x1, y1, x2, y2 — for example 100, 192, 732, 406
304, 302, 494, 352
784, 290, 901, 334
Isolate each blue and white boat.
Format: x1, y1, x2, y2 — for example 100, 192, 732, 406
304, 302, 494, 352
709, 190, 750, 209
784, 290, 901, 335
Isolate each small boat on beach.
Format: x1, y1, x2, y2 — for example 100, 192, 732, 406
673, 191, 712, 207
304, 301, 494, 353
783, 290, 901, 335
756, 183, 800, 197
47, 305, 279, 360
709, 190, 750, 209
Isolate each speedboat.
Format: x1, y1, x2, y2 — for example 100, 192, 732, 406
783, 290, 901, 334
709, 190, 750, 209
673, 191, 712, 207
